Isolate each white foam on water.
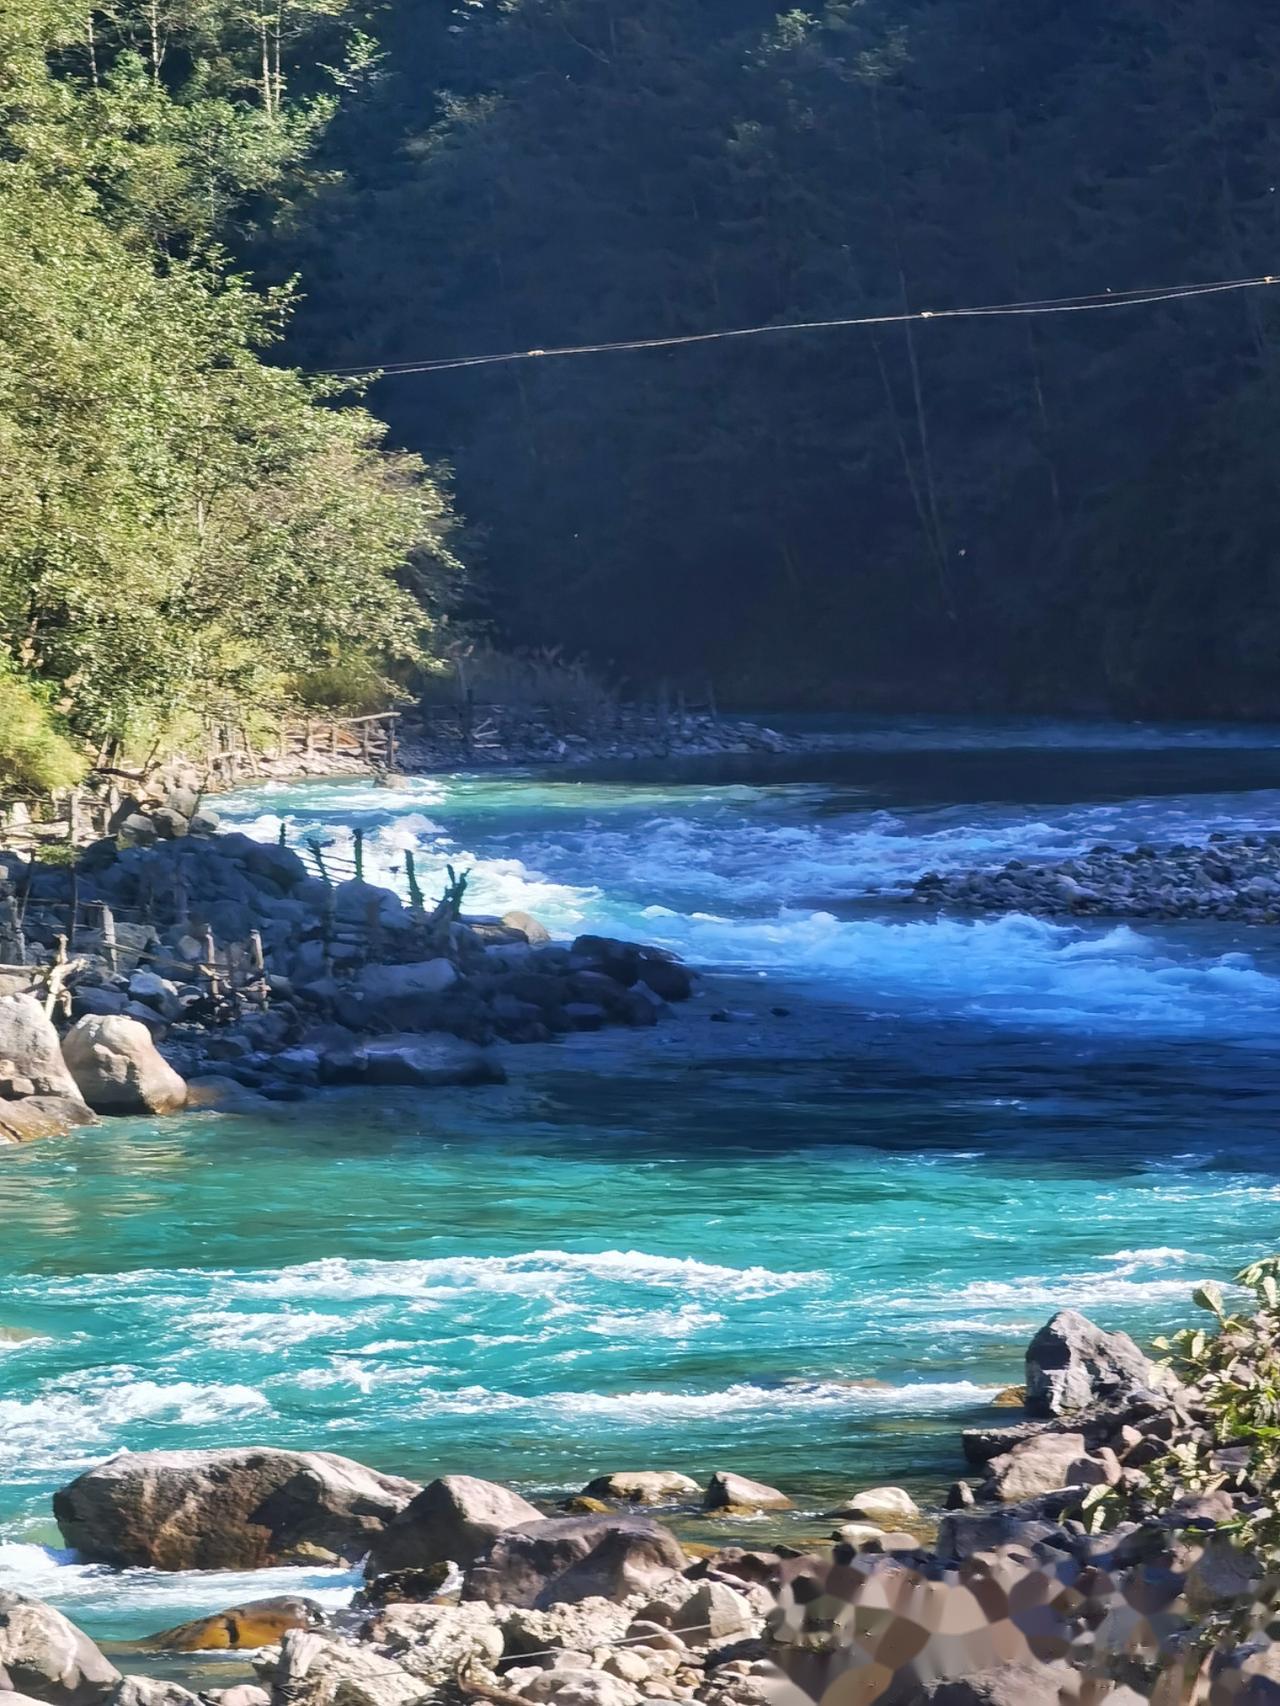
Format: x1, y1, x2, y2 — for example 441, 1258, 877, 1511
0, 1375, 271, 1479
227, 1249, 822, 1303
0, 1542, 358, 1624
406, 1378, 998, 1422
584, 1304, 725, 1339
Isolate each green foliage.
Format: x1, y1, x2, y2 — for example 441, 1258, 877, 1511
0, 0, 462, 763
1139, 1258, 1280, 1567
276, 0, 1280, 713
0, 665, 89, 793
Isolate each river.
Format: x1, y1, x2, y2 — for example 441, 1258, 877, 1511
4, 715, 1280, 1646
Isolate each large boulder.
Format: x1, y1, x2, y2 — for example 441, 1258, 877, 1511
60, 1017, 187, 1115
462, 1514, 686, 1608
0, 1593, 119, 1706
365, 1475, 542, 1576
53, 1448, 420, 1570
0, 997, 84, 1102
0, 1099, 97, 1146
1024, 1310, 1157, 1417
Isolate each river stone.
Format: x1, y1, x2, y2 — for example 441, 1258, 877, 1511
108, 1684, 201, 1706
53, 1448, 420, 1570
983, 1431, 1092, 1502
139, 1597, 323, 1651
1024, 1310, 1156, 1416
0, 1593, 119, 1706
828, 1486, 920, 1525
355, 961, 457, 1002
0, 1099, 97, 1146
462, 1514, 686, 1608
703, 1471, 793, 1512
501, 911, 553, 946
263, 1630, 422, 1706
366, 1475, 542, 1575
60, 1017, 188, 1115
0, 998, 83, 1102
582, 1472, 699, 1504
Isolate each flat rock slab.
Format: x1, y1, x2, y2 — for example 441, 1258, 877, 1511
0, 1099, 98, 1146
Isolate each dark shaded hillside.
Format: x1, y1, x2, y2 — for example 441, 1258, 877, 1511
276, 0, 1280, 715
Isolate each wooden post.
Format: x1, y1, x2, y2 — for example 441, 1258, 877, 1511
354, 828, 365, 883
1, 898, 25, 967
405, 849, 425, 912
388, 716, 397, 773
68, 788, 82, 848
102, 905, 118, 976
44, 936, 67, 1019
248, 929, 267, 1007
69, 864, 79, 954
203, 927, 220, 1000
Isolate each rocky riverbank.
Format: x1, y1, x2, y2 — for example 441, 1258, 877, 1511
907, 832, 1280, 924
0, 796, 697, 1141
209, 708, 800, 791
8, 1280, 1280, 1705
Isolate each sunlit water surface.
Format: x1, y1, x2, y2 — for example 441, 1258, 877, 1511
4, 718, 1280, 1642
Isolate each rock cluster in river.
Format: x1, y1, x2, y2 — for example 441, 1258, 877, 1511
0, 813, 695, 1140
908, 831, 1280, 924
25, 1302, 1280, 1705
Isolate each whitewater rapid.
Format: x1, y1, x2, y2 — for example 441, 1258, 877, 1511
5, 724, 1280, 1640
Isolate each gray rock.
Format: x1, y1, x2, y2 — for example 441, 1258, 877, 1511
149, 809, 188, 841
581, 1472, 699, 1504
126, 972, 182, 1023
107, 1684, 200, 1706
262, 1630, 421, 1706
462, 1514, 686, 1608
355, 961, 458, 1002
826, 1486, 919, 1524
982, 1432, 1090, 1502
0, 997, 84, 1102
61, 1016, 187, 1115
53, 1447, 419, 1570
936, 1499, 1072, 1561
1025, 1310, 1159, 1416
0, 1593, 119, 1706
366, 1475, 542, 1576
703, 1472, 792, 1512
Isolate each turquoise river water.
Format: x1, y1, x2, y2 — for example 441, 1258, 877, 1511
5, 716, 1280, 1646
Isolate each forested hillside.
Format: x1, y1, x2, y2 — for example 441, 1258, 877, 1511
0, 0, 461, 785
275, 0, 1280, 716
